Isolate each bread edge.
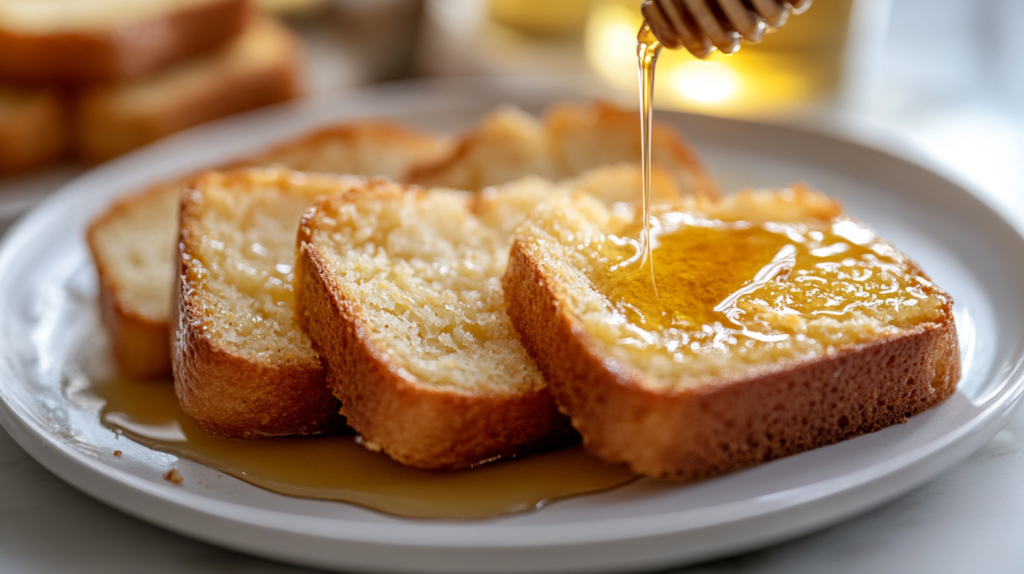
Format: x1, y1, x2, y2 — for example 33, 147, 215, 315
86, 184, 176, 378
74, 14, 303, 163
503, 238, 961, 480
0, 0, 250, 83
170, 174, 343, 437
295, 195, 573, 470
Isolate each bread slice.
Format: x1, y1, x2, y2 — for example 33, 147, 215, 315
0, 0, 249, 83
503, 187, 961, 480
175, 168, 362, 437
75, 14, 301, 163
406, 101, 718, 198
88, 121, 452, 378
295, 179, 575, 469
0, 86, 66, 173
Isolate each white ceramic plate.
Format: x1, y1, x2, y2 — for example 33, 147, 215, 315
0, 78, 1022, 573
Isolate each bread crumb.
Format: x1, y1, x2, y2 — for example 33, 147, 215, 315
113, 450, 122, 457
164, 469, 184, 484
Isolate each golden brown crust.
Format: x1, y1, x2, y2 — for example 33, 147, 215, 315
295, 192, 574, 470
170, 176, 343, 437
0, 0, 250, 83
74, 15, 302, 163
503, 239, 961, 480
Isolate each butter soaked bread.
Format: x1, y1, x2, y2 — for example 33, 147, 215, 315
88, 121, 451, 378
0, 0, 249, 83
75, 15, 302, 163
406, 101, 718, 198
503, 187, 960, 480
0, 86, 66, 173
175, 169, 363, 437
293, 170, 687, 469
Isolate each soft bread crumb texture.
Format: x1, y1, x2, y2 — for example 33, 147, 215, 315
513, 187, 952, 389
301, 181, 552, 393
92, 183, 181, 321
183, 169, 361, 361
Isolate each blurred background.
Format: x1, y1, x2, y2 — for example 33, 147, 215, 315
0, 0, 1021, 228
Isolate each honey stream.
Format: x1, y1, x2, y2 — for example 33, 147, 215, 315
637, 23, 662, 297
76, 377, 636, 519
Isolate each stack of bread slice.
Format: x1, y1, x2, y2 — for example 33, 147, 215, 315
0, 0, 302, 172
89, 101, 960, 479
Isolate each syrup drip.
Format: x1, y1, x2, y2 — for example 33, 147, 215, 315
637, 23, 662, 300
74, 376, 636, 520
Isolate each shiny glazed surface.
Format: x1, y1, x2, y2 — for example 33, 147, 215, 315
584, 208, 948, 381
75, 376, 635, 519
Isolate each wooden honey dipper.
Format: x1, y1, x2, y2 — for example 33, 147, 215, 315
641, 0, 812, 58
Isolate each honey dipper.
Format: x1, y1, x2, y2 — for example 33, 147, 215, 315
641, 0, 812, 58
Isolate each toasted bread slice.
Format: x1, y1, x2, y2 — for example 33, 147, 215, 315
88, 121, 451, 378
0, 0, 249, 83
295, 179, 578, 469
75, 15, 301, 163
406, 101, 718, 197
503, 187, 960, 480
0, 86, 66, 173
175, 168, 360, 437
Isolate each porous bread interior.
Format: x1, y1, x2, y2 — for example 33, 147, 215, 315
93, 121, 449, 328
513, 187, 951, 390
302, 179, 587, 393
0, 0, 218, 33
92, 183, 180, 320
88, 16, 291, 113
186, 170, 361, 359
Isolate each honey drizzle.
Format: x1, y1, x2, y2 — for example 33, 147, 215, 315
637, 23, 662, 300
75, 376, 636, 520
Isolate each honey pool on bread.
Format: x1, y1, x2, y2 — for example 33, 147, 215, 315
532, 190, 950, 386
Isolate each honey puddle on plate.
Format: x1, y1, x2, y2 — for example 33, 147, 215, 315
83, 377, 636, 519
